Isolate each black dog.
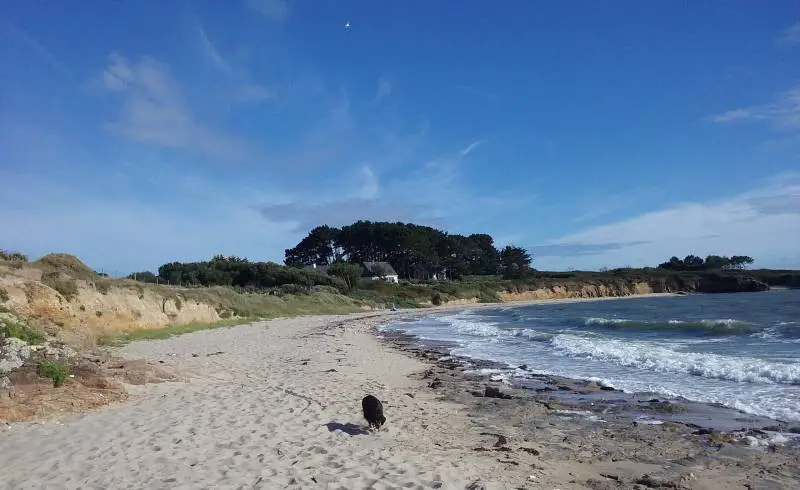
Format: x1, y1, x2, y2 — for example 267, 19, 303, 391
361, 394, 386, 429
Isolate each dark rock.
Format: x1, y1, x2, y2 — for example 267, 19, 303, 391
493, 435, 508, 447
519, 447, 540, 456
484, 386, 513, 399
635, 474, 678, 488
518, 364, 528, 371
696, 274, 769, 294
466, 481, 487, 490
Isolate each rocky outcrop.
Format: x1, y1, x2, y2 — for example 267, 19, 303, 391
498, 274, 771, 302
695, 274, 769, 293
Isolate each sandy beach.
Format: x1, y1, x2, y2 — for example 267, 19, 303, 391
2, 301, 799, 489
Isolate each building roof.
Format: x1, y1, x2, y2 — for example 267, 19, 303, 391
363, 261, 398, 276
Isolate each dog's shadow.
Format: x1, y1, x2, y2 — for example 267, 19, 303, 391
326, 422, 369, 436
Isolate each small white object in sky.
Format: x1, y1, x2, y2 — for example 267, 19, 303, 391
345, 21, 351, 29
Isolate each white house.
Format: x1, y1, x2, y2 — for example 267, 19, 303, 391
362, 261, 399, 284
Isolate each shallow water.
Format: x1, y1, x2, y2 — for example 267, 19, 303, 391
383, 290, 800, 422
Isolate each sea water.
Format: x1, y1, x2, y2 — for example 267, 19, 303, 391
383, 289, 800, 422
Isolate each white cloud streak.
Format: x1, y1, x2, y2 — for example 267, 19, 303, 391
777, 22, 800, 47
0, 16, 74, 80
375, 77, 392, 103
100, 53, 248, 159
196, 21, 232, 73
455, 85, 497, 101
247, 0, 289, 23
710, 85, 800, 131
459, 139, 484, 157
536, 176, 800, 270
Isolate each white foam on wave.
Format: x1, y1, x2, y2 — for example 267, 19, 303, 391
585, 317, 631, 325
430, 313, 502, 337
550, 334, 800, 385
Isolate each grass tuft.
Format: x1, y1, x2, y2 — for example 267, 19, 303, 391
0, 317, 45, 345
37, 361, 70, 387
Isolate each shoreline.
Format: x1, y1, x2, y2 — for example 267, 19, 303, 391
379, 291, 800, 428
377, 328, 800, 431
2, 294, 798, 488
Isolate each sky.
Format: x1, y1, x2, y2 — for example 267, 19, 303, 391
1, 0, 799, 274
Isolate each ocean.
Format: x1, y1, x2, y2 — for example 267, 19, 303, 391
382, 289, 800, 422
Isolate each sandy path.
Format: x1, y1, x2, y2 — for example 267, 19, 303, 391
0, 314, 519, 489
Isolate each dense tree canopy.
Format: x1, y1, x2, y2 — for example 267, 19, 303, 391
151, 255, 346, 291
498, 245, 534, 279
284, 220, 525, 280
657, 254, 754, 271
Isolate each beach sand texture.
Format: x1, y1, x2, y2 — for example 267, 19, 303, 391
0, 314, 525, 489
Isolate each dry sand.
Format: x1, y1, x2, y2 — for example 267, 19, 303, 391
1, 313, 522, 489
1, 300, 798, 489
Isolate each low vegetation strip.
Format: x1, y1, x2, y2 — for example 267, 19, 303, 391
97, 318, 256, 346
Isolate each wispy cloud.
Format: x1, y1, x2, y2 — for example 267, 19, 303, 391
375, 76, 392, 103
532, 242, 651, 258
100, 53, 248, 159
192, 17, 275, 104
195, 21, 232, 73
0, 16, 74, 80
776, 22, 800, 47
459, 139, 484, 157
258, 140, 510, 234
534, 174, 800, 270
455, 85, 497, 101
358, 166, 380, 200
247, 0, 289, 24
710, 85, 800, 131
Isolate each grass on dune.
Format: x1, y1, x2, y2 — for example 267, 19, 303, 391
97, 318, 256, 346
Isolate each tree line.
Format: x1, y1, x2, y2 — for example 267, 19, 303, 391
129, 255, 348, 291
283, 221, 534, 280
657, 254, 754, 271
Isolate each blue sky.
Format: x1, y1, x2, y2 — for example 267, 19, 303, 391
2, 0, 799, 274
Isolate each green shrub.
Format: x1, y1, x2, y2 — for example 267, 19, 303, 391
0, 318, 44, 344
79, 305, 86, 311
477, 290, 501, 303
431, 292, 443, 306
95, 310, 103, 317
36, 361, 69, 387
0, 249, 28, 262
44, 276, 78, 301
231, 306, 252, 317
278, 284, 310, 296
0, 287, 8, 303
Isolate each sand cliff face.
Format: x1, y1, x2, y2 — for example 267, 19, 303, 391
500, 281, 657, 301
0, 266, 220, 341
